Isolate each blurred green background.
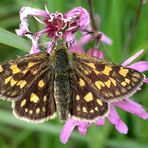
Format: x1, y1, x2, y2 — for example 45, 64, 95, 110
0, 0, 148, 148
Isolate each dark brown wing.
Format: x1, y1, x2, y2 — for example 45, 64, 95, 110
73, 53, 144, 102
69, 69, 109, 122
0, 52, 57, 123
0, 52, 49, 101
13, 70, 56, 123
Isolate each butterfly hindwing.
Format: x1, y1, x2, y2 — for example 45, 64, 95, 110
12, 66, 57, 123
73, 53, 144, 102
69, 70, 109, 122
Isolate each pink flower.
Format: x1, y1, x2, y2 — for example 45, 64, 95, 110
16, 6, 90, 53
16, 6, 112, 54
60, 49, 148, 144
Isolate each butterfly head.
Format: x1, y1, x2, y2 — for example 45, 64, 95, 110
54, 39, 68, 52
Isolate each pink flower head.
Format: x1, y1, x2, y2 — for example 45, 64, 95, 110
16, 6, 90, 53
60, 49, 148, 144
16, 6, 112, 54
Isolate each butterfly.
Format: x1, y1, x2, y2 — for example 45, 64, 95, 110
0, 41, 144, 123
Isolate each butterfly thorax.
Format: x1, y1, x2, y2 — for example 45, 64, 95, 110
53, 49, 71, 73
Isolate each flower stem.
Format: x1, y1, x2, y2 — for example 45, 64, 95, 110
87, 0, 102, 47
87, 0, 98, 33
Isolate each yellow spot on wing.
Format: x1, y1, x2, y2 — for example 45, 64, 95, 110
43, 96, 47, 102
121, 81, 126, 86
32, 70, 38, 75
10, 78, 17, 86
0, 65, 3, 72
108, 92, 114, 97
79, 78, 85, 87
127, 86, 131, 90
115, 90, 120, 95
5, 76, 12, 84
119, 67, 129, 77
87, 63, 96, 69
95, 107, 99, 111
10, 64, 21, 74
133, 72, 141, 78
90, 109, 94, 113
99, 81, 105, 87
121, 88, 127, 93
38, 79, 45, 88
27, 62, 36, 68
76, 95, 80, 100
84, 70, 90, 75
97, 99, 103, 106
84, 92, 93, 102
17, 80, 27, 89
104, 79, 111, 88
30, 93, 39, 103
36, 108, 40, 114
20, 99, 26, 107
22, 69, 28, 75
25, 108, 28, 112
95, 80, 105, 90
110, 78, 117, 86
29, 110, 33, 114
77, 106, 81, 111
82, 107, 87, 113
102, 92, 110, 97
102, 66, 112, 75
93, 69, 100, 75
95, 81, 101, 90
42, 107, 46, 112
132, 77, 138, 82
125, 78, 130, 84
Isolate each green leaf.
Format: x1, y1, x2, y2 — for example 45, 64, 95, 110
0, 28, 31, 51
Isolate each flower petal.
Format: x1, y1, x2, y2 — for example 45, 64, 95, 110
100, 33, 113, 45
77, 34, 91, 47
65, 7, 90, 31
47, 41, 55, 53
77, 121, 89, 135
26, 35, 39, 54
122, 49, 144, 66
60, 118, 89, 144
114, 98, 148, 119
16, 7, 49, 36
107, 105, 128, 134
64, 31, 75, 42
128, 61, 148, 72
60, 118, 78, 144
96, 117, 105, 126
88, 48, 104, 59
144, 78, 148, 83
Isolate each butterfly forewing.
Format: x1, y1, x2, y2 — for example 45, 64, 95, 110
0, 53, 49, 101
74, 53, 144, 102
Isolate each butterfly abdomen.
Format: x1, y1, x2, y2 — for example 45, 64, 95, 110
54, 74, 71, 120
